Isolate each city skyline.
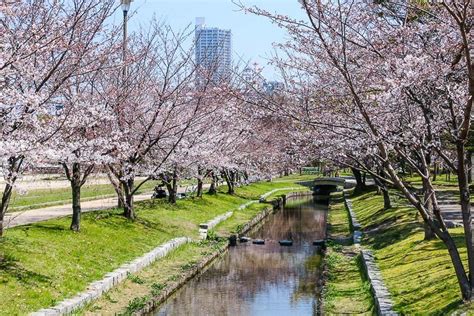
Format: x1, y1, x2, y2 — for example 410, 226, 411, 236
114, 0, 306, 79
195, 17, 233, 84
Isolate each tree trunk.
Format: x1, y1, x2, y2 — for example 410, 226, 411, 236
208, 172, 217, 195
422, 178, 437, 240
373, 174, 391, 210
423, 222, 436, 241
70, 163, 82, 232
0, 183, 14, 237
197, 166, 204, 198
106, 168, 125, 208
223, 169, 235, 195
382, 188, 391, 210
351, 167, 366, 192
167, 166, 178, 204
456, 142, 474, 293
197, 178, 203, 198
123, 179, 135, 220
0, 156, 24, 237
468, 151, 473, 184
383, 155, 471, 300
243, 171, 249, 184
166, 182, 176, 204
117, 184, 124, 209
235, 171, 241, 186
440, 230, 472, 300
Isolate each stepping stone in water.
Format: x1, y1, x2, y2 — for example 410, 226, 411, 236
313, 240, 325, 246
279, 240, 293, 246
252, 239, 265, 245
239, 237, 251, 243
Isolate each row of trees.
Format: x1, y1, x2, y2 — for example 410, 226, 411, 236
240, 0, 474, 302
0, 1, 308, 235
9, 0, 473, 305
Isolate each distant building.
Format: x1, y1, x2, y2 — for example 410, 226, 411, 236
263, 81, 284, 95
242, 62, 265, 85
195, 17, 232, 84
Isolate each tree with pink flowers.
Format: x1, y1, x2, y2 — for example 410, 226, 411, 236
243, 0, 474, 300
0, 0, 116, 235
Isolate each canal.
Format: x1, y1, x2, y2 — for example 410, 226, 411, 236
156, 195, 327, 316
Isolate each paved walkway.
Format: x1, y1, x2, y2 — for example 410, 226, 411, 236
4, 185, 207, 229
435, 191, 473, 227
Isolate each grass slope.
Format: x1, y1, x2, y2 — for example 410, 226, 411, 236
323, 192, 374, 315
81, 240, 227, 315
0, 176, 314, 315
351, 188, 473, 314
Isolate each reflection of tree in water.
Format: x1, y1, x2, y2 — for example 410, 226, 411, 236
256, 200, 326, 242
291, 252, 323, 304
157, 201, 327, 316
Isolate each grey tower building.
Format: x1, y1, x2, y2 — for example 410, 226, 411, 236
195, 17, 232, 84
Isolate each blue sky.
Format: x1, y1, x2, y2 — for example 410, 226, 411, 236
115, 0, 306, 79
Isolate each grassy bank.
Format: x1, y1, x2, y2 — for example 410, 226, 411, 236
327, 192, 351, 239
350, 188, 473, 314
322, 191, 374, 314
81, 240, 227, 315
0, 176, 313, 315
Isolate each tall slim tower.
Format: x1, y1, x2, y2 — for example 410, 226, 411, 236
195, 17, 232, 84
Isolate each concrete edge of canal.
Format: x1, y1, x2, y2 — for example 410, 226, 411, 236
31, 237, 191, 316
339, 183, 398, 316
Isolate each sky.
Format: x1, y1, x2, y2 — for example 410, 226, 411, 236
113, 0, 306, 79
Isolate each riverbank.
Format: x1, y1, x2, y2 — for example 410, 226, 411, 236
81, 202, 279, 315
150, 193, 324, 315
350, 187, 473, 314
322, 191, 374, 314
0, 176, 313, 315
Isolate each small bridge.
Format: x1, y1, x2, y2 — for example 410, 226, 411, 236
313, 177, 347, 187
312, 177, 348, 198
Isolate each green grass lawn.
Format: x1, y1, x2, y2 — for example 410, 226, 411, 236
219, 177, 314, 200
214, 202, 267, 236
80, 240, 227, 315
350, 188, 474, 314
5, 181, 160, 212
402, 174, 459, 188
5, 175, 317, 213
0, 176, 311, 315
327, 191, 351, 239
323, 192, 374, 314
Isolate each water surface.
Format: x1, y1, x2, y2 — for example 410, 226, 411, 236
157, 197, 327, 316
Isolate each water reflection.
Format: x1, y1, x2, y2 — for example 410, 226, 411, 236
156, 197, 327, 316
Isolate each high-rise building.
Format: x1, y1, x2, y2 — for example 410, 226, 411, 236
195, 17, 232, 84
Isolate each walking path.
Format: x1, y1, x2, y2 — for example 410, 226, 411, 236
4, 185, 207, 229
436, 190, 473, 227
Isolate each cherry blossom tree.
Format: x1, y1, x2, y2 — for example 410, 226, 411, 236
242, 0, 474, 300
0, 0, 115, 236
99, 22, 222, 218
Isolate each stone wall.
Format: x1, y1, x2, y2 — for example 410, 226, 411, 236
342, 183, 398, 315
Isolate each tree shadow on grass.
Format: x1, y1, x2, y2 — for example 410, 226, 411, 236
20, 224, 67, 233
437, 300, 466, 316
0, 254, 50, 285
365, 222, 421, 250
